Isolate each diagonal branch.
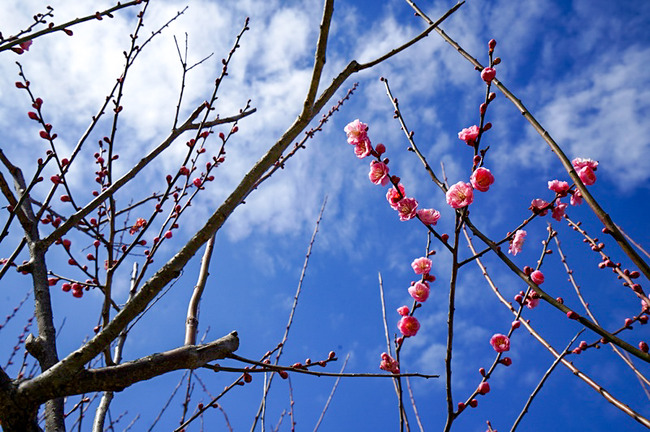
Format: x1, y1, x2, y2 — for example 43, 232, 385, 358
303, 0, 334, 114
463, 216, 650, 363
463, 229, 650, 428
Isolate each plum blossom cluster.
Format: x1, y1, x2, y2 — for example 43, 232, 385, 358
344, 119, 441, 224
379, 352, 400, 374
530, 158, 598, 221
396, 256, 438, 337
445, 166, 495, 209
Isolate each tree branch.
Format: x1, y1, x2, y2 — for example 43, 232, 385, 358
24, 332, 239, 403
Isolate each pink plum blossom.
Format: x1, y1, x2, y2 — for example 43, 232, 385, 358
20, 40, 33, 51
458, 125, 480, 145
508, 230, 526, 256
481, 67, 496, 83
548, 180, 570, 196
446, 182, 474, 208
397, 315, 420, 337
411, 257, 432, 275
369, 161, 390, 186
530, 270, 544, 285
408, 282, 430, 302
526, 291, 540, 309
577, 166, 596, 185
572, 158, 598, 186
396, 197, 418, 221
380, 352, 400, 374
570, 189, 583, 206
386, 184, 406, 209
552, 201, 568, 221
490, 333, 510, 353
572, 157, 598, 170
530, 198, 549, 216
353, 138, 373, 159
470, 167, 495, 192
344, 119, 368, 144
397, 306, 410, 316
417, 208, 441, 225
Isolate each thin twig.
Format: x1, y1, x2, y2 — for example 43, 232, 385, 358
251, 197, 327, 431
510, 330, 584, 432
554, 230, 650, 395
313, 354, 350, 432
92, 263, 139, 432
406, 376, 424, 432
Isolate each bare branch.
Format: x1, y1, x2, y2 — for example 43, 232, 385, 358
22, 332, 239, 403
185, 234, 216, 345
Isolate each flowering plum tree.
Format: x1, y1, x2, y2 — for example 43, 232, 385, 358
0, 0, 648, 431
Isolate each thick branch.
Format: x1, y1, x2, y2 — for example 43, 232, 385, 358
22, 332, 239, 404
303, 0, 334, 114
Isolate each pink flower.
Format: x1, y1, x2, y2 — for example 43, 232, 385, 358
380, 352, 400, 374
490, 333, 510, 353
344, 119, 368, 144
397, 306, 410, 316
530, 198, 549, 216
411, 257, 432, 275
417, 208, 441, 225
570, 189, 583, 206
396, 197, 418, 221
458, 125, 480, 145
408, 281, 430, 302
470, 167, 495, 192
572, 157, 598, 170
552, 201, 567, 221
526, 290, 539, 309
508, 230, 526, 256
369, 161, 390, 186
577, 166, 596, 185
548, 180, 570, 197
386, 184, 406, 209
397, 316, 420, 337
353, 138, 373, 159
481, 67, 496, 83
530, 270, 544, 285
446, 182, 474, 208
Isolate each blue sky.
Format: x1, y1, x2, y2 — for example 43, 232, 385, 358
0, 0, 649, 431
